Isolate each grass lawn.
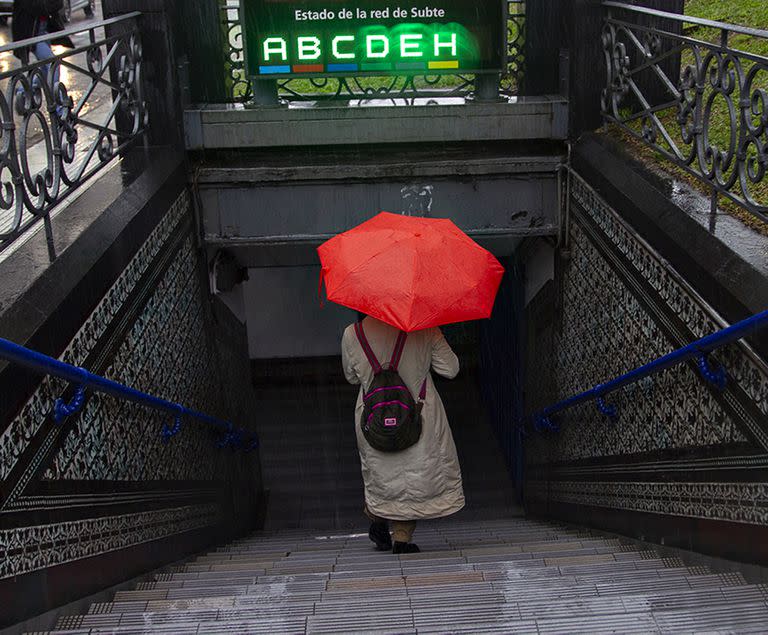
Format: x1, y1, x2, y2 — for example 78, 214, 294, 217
686, 0, 768, 57
608, 0, 767, 233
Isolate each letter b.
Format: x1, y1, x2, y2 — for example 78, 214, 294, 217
298, 36, 322, 60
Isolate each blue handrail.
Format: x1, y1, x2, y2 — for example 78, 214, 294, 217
533, 310, 768, 432
0, 337, 258, 451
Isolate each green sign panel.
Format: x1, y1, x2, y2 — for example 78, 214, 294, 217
241, 1, 506, 78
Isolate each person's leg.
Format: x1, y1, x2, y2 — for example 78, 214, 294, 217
33, 39, 57, 84
365, 506, 392, 551
14, 44, 44, 115
391, 520, 419, 553
391, 520, 416, 543
16, 24, 63, 117
33, 38, 64, 118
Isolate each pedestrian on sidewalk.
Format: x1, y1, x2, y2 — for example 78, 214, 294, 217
342, 314, 465, 554
12, 0, 74, 116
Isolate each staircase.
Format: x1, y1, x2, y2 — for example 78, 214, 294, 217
30, 365, 768, 633
38, 515, 768, 634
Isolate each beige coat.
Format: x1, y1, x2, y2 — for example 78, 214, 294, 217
342, 317, 465, 521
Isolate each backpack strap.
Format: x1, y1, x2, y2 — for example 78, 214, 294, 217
389, 331, 408, 371
356, 323, 428, 399
354, 321, 382, 374
391, 332, 427, 400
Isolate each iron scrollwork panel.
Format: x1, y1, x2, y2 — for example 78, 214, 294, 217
601, 6, 768, 222
0, 16, 149, 255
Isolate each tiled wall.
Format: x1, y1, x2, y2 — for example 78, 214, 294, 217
524, 172, 768, 558
0, 188, 261, 626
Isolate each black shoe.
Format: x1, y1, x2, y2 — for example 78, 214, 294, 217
393, 541, 420, 554
368, 521, 392, 551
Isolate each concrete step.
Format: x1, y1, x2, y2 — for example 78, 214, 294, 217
202, 535, 620, 560
29, 514, 768, 635
52, 585, 768, 634
219, 526, 593, 550
108, 554, 723, 604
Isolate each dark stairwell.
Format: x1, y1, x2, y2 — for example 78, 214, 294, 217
251, 352, 522, 532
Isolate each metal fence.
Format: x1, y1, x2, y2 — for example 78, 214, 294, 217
601, 1, 768, 223
220, 0, 525, 103
0, 12, 148, 258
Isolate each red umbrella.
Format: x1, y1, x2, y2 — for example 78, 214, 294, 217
318, 212, 505, 332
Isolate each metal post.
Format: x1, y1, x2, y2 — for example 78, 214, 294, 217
558, 49, 570, 98
251, 79, 279, 106
473, 73, 501, 102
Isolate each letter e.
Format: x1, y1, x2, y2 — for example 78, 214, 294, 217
400, 33, 423, 58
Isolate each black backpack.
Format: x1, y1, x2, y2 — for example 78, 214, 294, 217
355, 321, 426, 453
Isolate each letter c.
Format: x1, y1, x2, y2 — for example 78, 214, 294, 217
332, 35, 356, 60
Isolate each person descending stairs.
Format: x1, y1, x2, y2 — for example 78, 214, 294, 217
39, 515, 768, 634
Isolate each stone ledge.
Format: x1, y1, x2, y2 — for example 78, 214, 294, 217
198, 154, 562, 184
573, 132, 768, 357
184, 96, 569, 150
0, 148, 186, 353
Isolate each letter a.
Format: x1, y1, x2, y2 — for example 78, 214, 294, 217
263, 37, 288, 62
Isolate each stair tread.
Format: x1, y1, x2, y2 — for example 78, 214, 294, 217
33, 515, 767, 635
45, 594, 768, 635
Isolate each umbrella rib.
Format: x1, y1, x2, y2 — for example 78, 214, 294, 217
325, 231, 414, 301
409, 245, 501, 330
410, 276, 489, 331
404, 239, 419, 332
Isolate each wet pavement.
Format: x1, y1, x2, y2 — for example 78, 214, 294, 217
0, 3, 105, 82
0, 3, 113, 137
668, 178, 768, 276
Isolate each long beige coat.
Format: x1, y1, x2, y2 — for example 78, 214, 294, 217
342, 317, 465, 521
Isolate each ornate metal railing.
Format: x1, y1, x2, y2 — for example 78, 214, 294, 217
0, 13, 148, 257
220, 0, 525, 103
531, 310, 768, 433
0, 337, 259, 451
601, 2, 768, 223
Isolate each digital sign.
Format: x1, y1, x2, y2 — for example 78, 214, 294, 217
241, 1, 506, 79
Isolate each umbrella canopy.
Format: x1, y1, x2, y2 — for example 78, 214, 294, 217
318, 212, 505, 332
